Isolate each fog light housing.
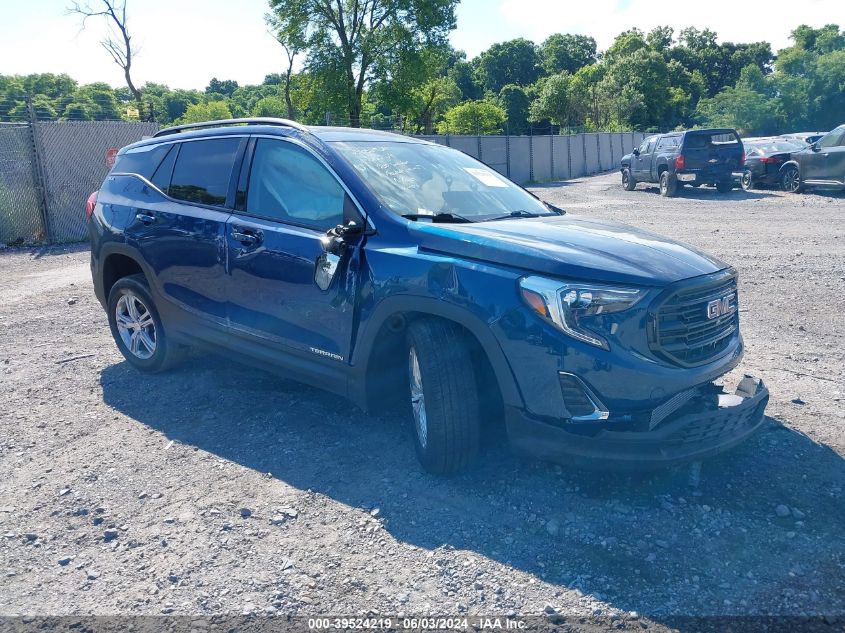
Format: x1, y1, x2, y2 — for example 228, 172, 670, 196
559, 372, 609, 422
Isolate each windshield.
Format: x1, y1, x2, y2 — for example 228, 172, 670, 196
332, 141, 553, 221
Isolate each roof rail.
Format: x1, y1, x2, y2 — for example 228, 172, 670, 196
152, 117, 308, 138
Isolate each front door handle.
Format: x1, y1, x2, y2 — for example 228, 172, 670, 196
136, 211, 156, 225
232, 228, 261, 246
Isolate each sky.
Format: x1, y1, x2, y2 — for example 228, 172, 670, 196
0, 0, 842, 90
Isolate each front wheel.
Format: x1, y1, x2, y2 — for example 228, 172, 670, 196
622, 168, 636, 191
659, 171, 677, 197
406, 319, 480, 474
716, 180, 734, 193
740, 171, 754, 191
781, 166, 803, 193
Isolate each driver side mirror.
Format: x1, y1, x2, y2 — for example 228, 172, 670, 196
314, 221, 364, 291
811, 142, 821, 152
633, 148, 640, 156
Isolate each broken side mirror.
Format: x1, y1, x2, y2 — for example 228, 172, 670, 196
315, 221, 363, 291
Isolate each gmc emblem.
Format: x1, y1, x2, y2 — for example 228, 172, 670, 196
707, 293, 736, 319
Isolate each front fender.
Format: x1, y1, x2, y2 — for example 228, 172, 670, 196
349, 293, 524, 412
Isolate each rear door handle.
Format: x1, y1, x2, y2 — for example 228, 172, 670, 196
135, 211, 156, 225
232, 228, 261, 246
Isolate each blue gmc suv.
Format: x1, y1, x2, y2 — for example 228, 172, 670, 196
88, 118, 769, 473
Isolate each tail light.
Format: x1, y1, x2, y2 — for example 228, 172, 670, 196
760, 156, 783, 164
85, 191, 98, 220
674, 154, 685, 170
740, 151, 746, 165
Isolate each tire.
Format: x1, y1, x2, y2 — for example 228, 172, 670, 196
107, 274, 184, 373
622, 168, 636, 191
781, 165, 803, 193
740, 171, 754, 191
659, 171, 677, 197
406, 319, 481, 474
716, 180, 733, 193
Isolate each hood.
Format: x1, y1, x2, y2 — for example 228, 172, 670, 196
409, 214, 727, 286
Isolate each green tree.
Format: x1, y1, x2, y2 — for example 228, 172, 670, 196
695, 86, 782, 135
498, 84, 530, 134
177, 101, 233, 124
529, 72, 571, 127
268, 0, 458, 127
440, 100, 505, 134
476, 38, 540, 93
448, 58, 482, 101
539, 34, 596, 75
604, 29, 647, 64
205, 78, 239, 98
646, 26, 674, 52
252, 95, 289, 117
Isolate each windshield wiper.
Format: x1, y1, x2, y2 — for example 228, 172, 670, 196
401, 212, 474, 223
484, 210, 556, 221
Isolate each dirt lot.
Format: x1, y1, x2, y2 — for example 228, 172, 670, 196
0, 173, 843, 629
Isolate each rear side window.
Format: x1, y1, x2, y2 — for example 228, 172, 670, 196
656, 136, 680, 151
150, 145, 177, 192
112, 143, 172, 179
168, 138, 241, 207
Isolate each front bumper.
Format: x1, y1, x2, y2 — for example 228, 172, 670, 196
506, 375, 769, 469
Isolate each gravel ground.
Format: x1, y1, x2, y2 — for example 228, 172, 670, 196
0, 172, 843, 630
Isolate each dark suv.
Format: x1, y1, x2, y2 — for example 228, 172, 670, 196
88, 118, 768, 473
781, 124, 845, 193
620, 129, 744, 196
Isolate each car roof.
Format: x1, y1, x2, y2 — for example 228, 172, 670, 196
120, 121, 426, 155
307, 126, 425, 143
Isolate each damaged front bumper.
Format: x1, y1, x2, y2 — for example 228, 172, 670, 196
506, 375, 769, 469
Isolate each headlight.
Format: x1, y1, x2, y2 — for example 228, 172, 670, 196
519, 276, 647, 350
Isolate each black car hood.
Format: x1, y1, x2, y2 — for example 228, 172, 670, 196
409, 214, 728, 286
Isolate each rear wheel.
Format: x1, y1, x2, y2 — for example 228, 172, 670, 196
107, 274, 184, 373
716, 179, 733, 193
782, 165, 803, 193
659, 171, 677, 197
622, 168, 636, 191
740, 171, 754, 191
406, 319, 480, 474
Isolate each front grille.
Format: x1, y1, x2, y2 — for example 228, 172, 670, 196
651, 273, 739, 367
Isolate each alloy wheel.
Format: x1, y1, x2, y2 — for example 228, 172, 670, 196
115, 292, 157, 360
783, 168, 800, 193
408, 346, 428, 449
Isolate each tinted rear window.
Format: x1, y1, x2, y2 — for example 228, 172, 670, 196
168, 138, 241, 207
684, 131, 740, 149
112, 143, 172, 179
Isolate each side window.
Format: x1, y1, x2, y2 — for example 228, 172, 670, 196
112, 143, 171, 179
638, 138, 651, 154
818, 129, 844, 149
168, 138, 241, 207
246, 139, 345, 231
150, 144, 177, 192
657, 137, 677, 151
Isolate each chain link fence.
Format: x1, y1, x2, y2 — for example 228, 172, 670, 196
0, 123, 46, 245
0, 120, 158, 246
36, 121, 158, 242
0, 119, 645, 246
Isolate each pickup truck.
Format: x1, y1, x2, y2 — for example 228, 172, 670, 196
621, 129, 745, 197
